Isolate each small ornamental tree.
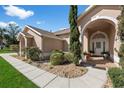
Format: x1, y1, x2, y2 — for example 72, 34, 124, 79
69, 5, 81, 65
118, 5, 124, 42
118, 5, 124, 67
118, 6, 124, 55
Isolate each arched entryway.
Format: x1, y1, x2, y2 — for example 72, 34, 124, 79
17, 32, 34, 58
81, 17, 118, 61
90, 31, 109, 55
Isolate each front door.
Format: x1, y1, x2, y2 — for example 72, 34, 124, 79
95, 41, 103, 55
90, 31, 108, 55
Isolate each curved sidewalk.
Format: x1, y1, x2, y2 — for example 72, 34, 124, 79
0, 54, 107, 88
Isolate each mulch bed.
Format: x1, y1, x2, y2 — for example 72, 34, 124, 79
31, 62, 88, 78
12, 55, 88, 78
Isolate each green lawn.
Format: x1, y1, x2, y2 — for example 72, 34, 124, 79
0, 57, 38, 88
0, 47, 13, 54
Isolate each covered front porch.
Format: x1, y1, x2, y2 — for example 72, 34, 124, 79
17, 32, 35, 58
81, 18, 119, 62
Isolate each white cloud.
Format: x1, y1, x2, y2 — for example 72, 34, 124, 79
8, 21, 17, 25
3, 5, 34, 19
0, 21, 19, 28
0, 22, 7, 28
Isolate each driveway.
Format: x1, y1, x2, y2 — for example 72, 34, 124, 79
0, 53, 107, 88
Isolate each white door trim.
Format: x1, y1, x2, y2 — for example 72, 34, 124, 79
90, 31, 109, 54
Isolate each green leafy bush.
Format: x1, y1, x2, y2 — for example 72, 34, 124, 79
51, 50, 64, 54
120, 57, 124, 63
50, 53, 64, 65
120, 62, 124, 69
119, 56, 124, 69
119, 44, 124, 57
28, 47, 42, 61
64, 52, 74, 63
108, 68, 124, 88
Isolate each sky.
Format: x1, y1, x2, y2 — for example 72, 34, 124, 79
0, 5, 89, 32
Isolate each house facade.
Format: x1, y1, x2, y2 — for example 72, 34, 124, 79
17, 25, 69, 56
18, 5, 121, 63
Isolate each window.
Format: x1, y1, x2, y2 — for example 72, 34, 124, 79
96, 42, 101, 48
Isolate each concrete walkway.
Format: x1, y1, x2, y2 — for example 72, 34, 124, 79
0, 53, 107, 88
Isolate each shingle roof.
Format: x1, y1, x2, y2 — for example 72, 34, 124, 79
26, 25, 63, 40
54, 28, 70, 35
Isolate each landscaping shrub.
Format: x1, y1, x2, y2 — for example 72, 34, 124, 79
50, 53, 64, 65
119, 57, 124, 63
119, 44, 124, 57
51, 49, 64, 54
119, 57, 124, 69
64, 52, 74, 63
28, 47, 42, 61
108, 68, 124, 88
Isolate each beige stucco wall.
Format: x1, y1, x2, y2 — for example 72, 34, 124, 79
57, 33, 69, 44
78, 5, 121, 28
56, 33, 69, 51
24, 28, 42, 50
20, 27, 69, 53
42, 36, 64, 52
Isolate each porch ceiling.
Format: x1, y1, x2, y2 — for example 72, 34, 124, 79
86, 19, 112, 31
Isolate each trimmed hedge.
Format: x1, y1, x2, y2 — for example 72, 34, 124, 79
50, 51, 75, 65
119, 44, 124, 57
28, 47, 42, 61
50, 53, 64, 65
64, 52, 74, 63
119, 57, 124, 69
51, 50, 64, 54
108, 68, 124, 88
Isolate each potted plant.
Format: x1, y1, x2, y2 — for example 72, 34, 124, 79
101, 51, 110, 59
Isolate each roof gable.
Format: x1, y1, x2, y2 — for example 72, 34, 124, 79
78, 5, 120, 22
24, 25, 64, 40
